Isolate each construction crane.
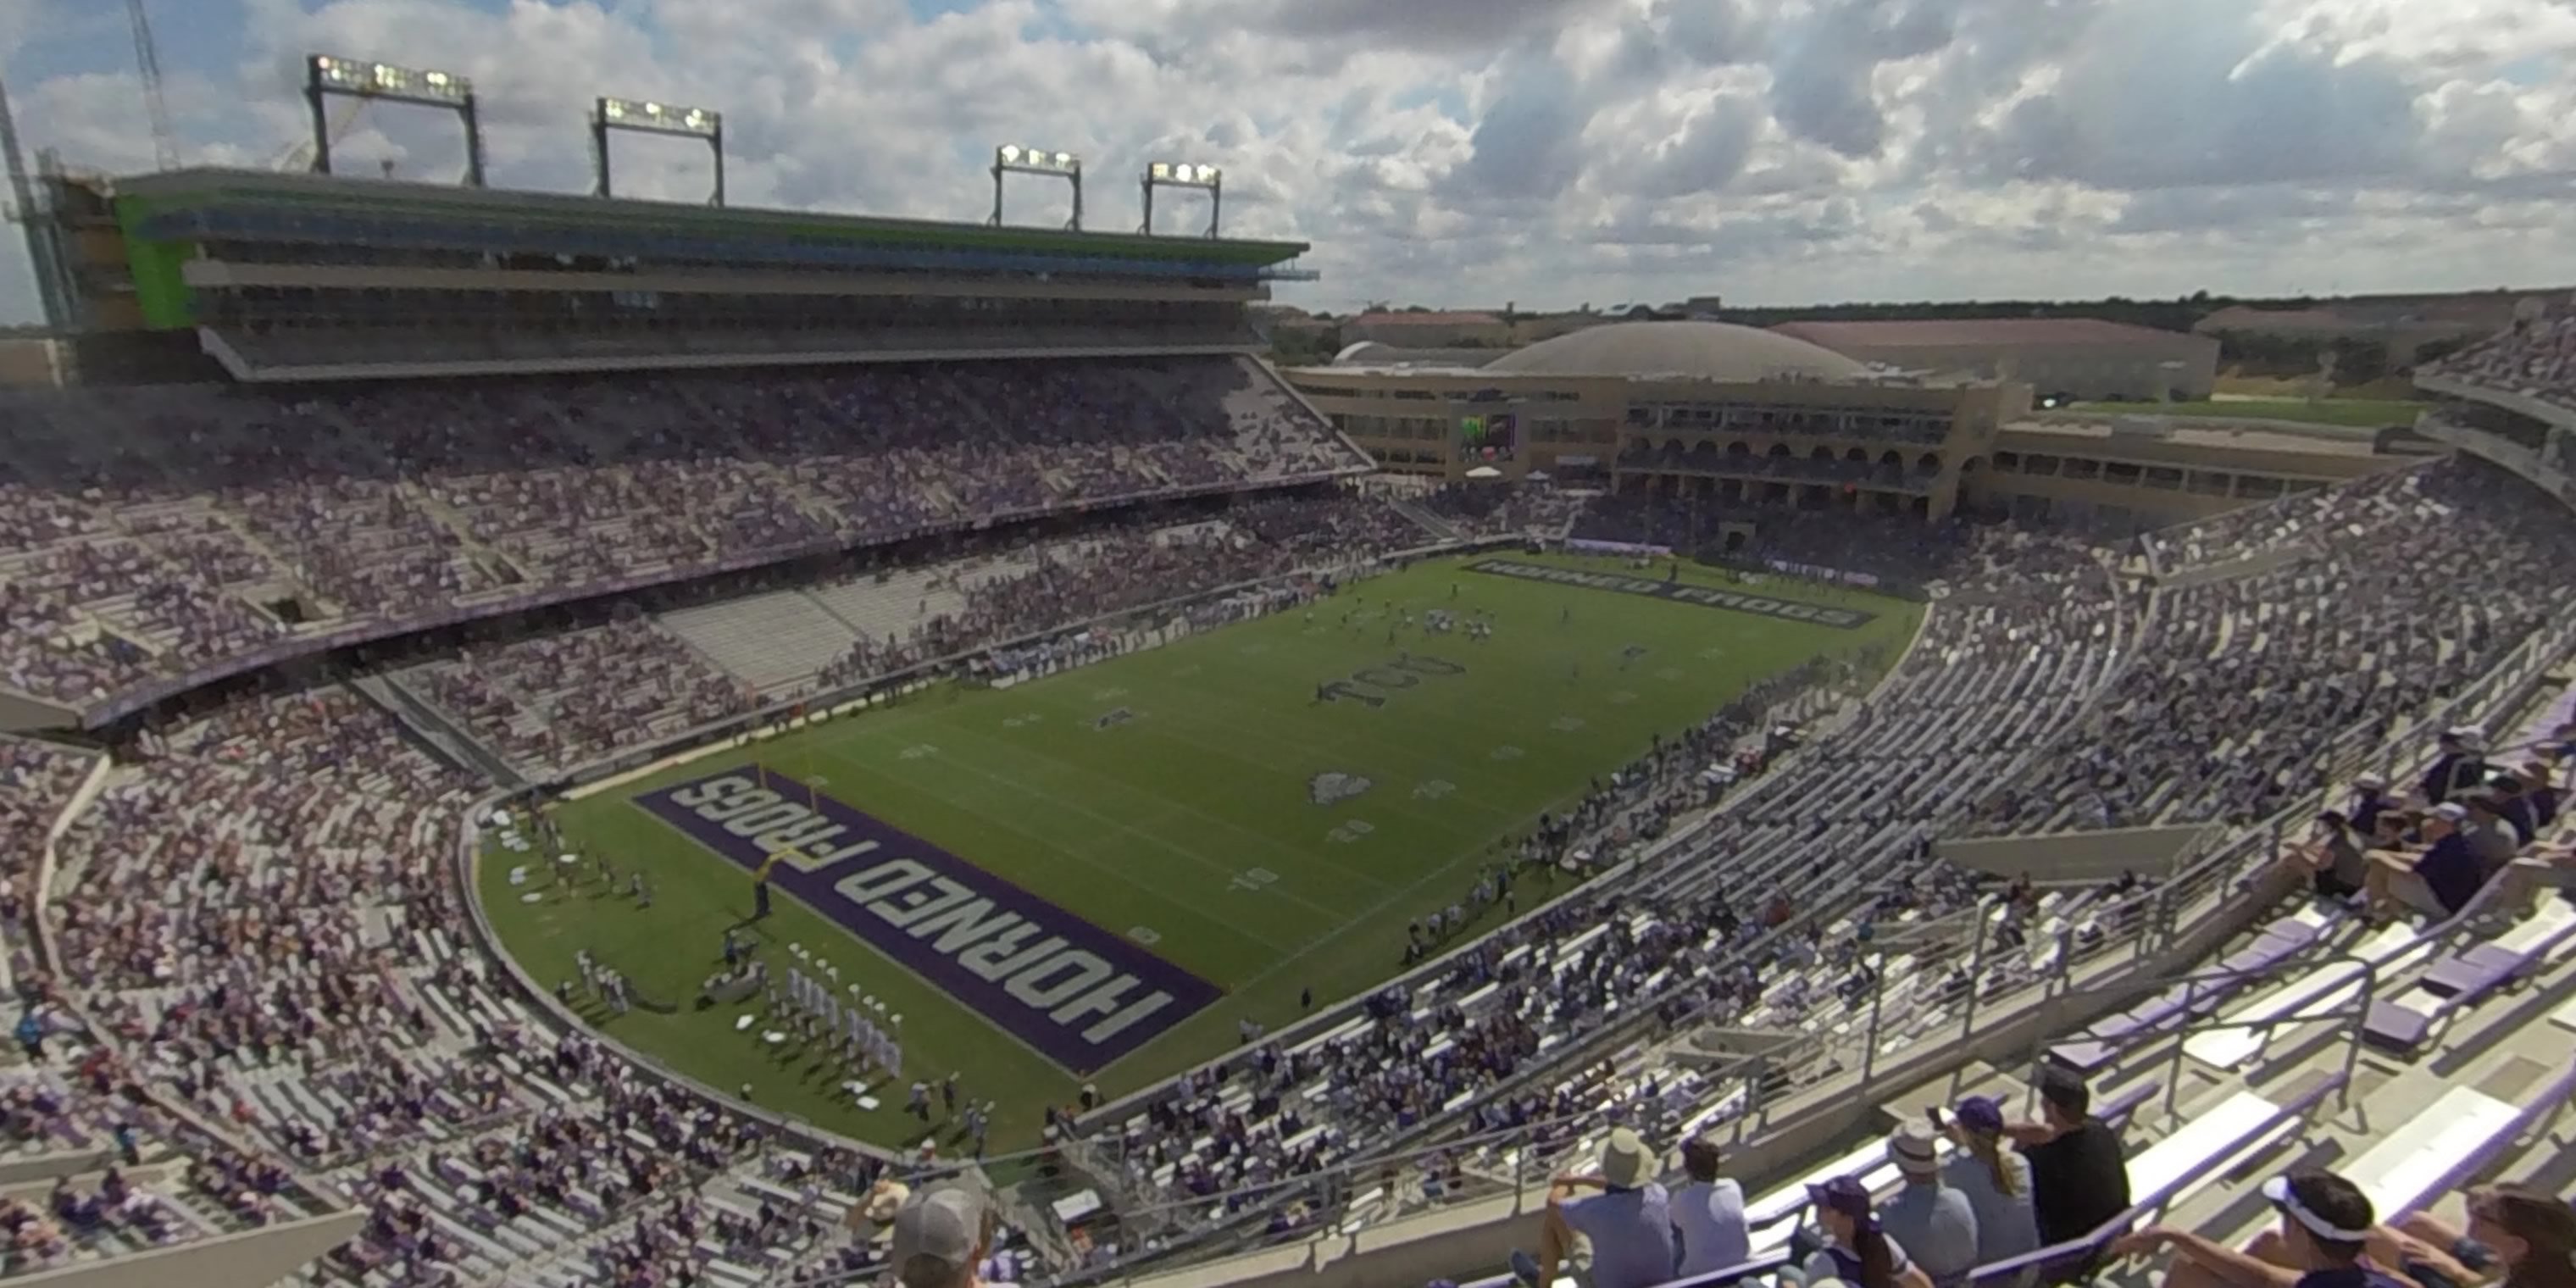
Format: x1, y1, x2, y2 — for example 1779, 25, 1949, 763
274, 97, 370, 173
126, 0, 179, 169
0, 73, 75, 329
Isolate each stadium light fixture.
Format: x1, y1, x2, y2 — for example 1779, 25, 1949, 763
591, 95, 727, 206
1141, 159, 1224, 237
991, 143, 1083, 230
304, 53, 484, 186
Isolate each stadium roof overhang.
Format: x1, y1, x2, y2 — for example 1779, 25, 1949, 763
111, 168, 1317, 282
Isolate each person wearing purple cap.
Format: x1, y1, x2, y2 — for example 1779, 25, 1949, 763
1941, 1099, 2039, 1287
1797, 1174, 1933, 1288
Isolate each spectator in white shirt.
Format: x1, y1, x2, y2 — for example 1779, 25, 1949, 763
1672, 1135, 1751, 1279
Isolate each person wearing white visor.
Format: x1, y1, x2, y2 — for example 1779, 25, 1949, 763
2111, 1171, 2407, 1288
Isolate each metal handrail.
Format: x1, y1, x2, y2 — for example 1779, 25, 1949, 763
1443, 1071, 2351, 1288
1963, 1072, 2352, 1285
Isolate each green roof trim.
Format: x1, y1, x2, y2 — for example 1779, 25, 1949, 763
114, 168, 1308, 268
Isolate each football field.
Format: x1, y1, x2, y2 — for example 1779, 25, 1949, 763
476, 552, 1920, 1150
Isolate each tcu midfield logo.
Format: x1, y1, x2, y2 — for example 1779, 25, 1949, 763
1308, 771, 1375, 806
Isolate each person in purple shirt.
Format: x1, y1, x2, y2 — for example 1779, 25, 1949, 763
2113, 1171, 2407, 1288
2364, 802, 2488, 922
1509, 1128, 1674, 1288
2517, 760, 2561, 830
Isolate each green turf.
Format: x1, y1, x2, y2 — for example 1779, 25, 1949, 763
475, 552, 1920, 1151
2067, 397, 2424, 429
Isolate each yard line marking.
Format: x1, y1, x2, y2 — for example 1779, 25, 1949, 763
932, 726, 1380, 919
810, 745, 1313, 956
856, 735, 1357, 935
938, 718, 1424, 898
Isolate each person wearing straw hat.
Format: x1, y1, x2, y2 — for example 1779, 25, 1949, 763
1507, 1127, 1674, 1288
2111, 1170, 2405, 1288
1882, 1123, 1978, 1288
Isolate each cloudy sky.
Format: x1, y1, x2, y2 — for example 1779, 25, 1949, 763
4, 0, 2576, 324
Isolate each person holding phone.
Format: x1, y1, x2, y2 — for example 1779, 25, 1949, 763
1944, 1097, 2040, 1288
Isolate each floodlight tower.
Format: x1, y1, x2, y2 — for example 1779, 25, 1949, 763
991, 145, 1082, 230
591, 97, 725, 205
1141, 161, 1223, 237
305, 54, 483, 186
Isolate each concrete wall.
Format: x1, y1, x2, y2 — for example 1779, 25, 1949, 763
0, 339, 66, 388
0, 688, 81, 734
12, 1210, 364, 1288
0, 1151, 112, 1188
1935, 824, 2213, 885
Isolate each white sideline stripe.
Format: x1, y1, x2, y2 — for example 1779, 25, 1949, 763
2185, 923, 2416, 1070
2344, 1086, 2516, 1220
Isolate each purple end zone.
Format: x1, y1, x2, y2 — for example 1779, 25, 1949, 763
633, 766, 1222, 1074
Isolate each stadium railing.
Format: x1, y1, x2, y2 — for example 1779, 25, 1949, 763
1439, 1071, 2352, 1288
2415, 405, 2576, 504
162, 206, 1298, 282
2415, 371, 2576, 438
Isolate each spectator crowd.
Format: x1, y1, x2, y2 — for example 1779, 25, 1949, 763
0, 353, 2566, 1288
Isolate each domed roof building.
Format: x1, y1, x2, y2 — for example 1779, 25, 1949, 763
1484, 321, 1871, 383
1280, 318, 2045, 523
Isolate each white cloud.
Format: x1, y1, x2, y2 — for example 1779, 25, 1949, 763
2, 0, 2573, 326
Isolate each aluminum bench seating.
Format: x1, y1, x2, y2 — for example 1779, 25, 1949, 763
2051, 917, 2323, 1073
2366, 901, 2576, 1053
2342, 1085, 2520, 1219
